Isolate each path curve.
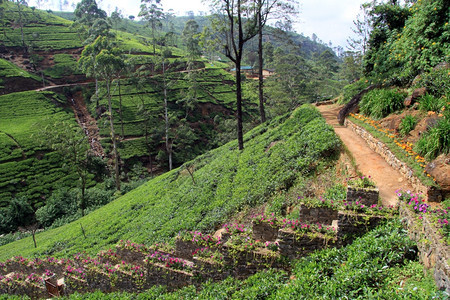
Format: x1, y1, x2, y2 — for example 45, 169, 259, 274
318, 104, 413, 206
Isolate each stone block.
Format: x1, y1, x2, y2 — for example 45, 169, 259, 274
346, 186, 379, 206
252, 222, 279, 242
298, 205, 338, 225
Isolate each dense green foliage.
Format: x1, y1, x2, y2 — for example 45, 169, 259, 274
359, 88, 407, 119
363, 0, 449, 81
0, 105, 341, 260
415, 113, 450, 160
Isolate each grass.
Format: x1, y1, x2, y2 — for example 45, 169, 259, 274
0, 105, 341, 260
360, 88, 407, 120
0, 91, 85, 208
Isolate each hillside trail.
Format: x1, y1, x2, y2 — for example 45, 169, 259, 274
317, 104, 414, 207
69, 92, 105, 158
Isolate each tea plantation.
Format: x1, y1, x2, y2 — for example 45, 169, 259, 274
0, 105, 341, 260
0, 91, 86, 208
0, 2, 80, 50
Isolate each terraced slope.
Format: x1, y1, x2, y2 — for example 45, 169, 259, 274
0, 58, 42, 94
0, 91, 88, 208
0, 105, 341, 260
95, 66, 238, 162
0, 2, 80, 50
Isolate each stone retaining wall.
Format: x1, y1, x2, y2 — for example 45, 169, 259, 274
346, 187, 379, 206
297, 205, 338, 225
337, 211, 386, 246
344, 119, 443, 202
399, 203, 450, 293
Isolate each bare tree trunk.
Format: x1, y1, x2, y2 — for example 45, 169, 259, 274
80, 167, 87, 216
107, 80, 120, 191
163, 61, 172, 170
95, 77, 99, 110
32, 228, 37, 248
236, 59, 244, 151
118, 79, 124, 138
257, 11, 266, 123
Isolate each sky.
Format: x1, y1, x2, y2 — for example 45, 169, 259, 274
28, 0, 368, 49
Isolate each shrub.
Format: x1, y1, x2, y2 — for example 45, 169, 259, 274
414, 68, 450, 98
347, 175, 376, 188
418, 94, 447, 112
399, 115, 417, 136
35, 188, 78, 228
360, 88, 406, 119
415, 115, 450, 160
0, 197, 34, 234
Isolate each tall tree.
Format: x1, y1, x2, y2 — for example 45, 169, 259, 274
12, 0, 27, 51
73, 0, 107, 42
139, 0, 164, 56
96, 45, 125, 191
180, 19, 202, 118
209, 0, 261, 150
255, 0, 298, 123
80, 36, 125, 191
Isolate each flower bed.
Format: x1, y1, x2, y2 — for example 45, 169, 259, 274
397, 189, 449, 244
252, 215, 280, 242
145, 251, 193, 272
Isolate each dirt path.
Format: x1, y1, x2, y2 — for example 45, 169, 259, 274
318, 104, 413, 206
69, 91, 105, 158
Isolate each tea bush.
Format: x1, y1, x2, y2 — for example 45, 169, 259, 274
0, 105, 341, 259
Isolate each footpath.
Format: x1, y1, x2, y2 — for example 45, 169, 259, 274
317, 104, 414, 206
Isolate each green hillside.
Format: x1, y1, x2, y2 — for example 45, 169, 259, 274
0, 105, 341, 260
0, 91, 84, 209
0, 58, 41, 94
0, 1, 80, 50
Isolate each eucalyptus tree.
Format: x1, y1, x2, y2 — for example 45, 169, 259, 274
255, 0, 298, 123
139, 0, 164, 56
79, 36, 125, 191
11, 0, 28, 50
208, 0, 261, 150
96, 43, 126, 191
73, 0, 107, 42
179, 19, 202, 118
